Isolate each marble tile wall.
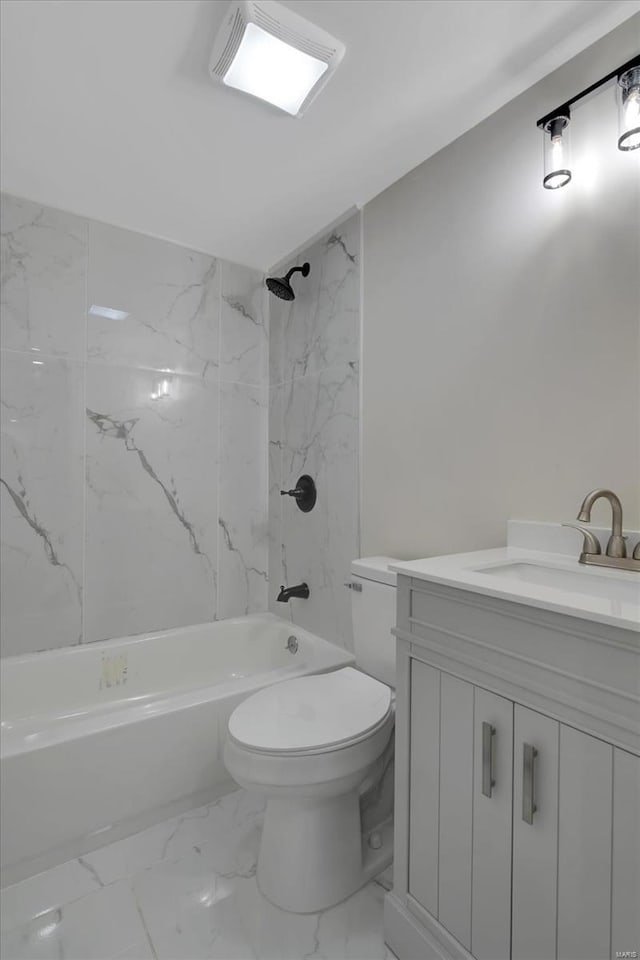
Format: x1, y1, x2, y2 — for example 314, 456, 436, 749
1, 194, 268, 656
268, 212, 361, 649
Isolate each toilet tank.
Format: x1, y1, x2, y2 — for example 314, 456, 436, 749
350, 557, 398, 688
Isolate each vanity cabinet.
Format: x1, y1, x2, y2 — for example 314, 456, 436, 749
386, 575, 640, 960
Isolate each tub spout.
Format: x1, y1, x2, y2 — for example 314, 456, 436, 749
277, 583, 310, 602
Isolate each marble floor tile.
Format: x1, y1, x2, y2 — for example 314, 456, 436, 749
81, 791, 266, 888
0, 860, 102, 933
1, 880, 154, 960
1, 789, 392, 960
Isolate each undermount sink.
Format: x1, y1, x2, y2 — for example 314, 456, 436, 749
475, 561, 639, 604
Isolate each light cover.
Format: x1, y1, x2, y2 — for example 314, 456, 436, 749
224, 23, 327, 116
209, 1, 344, 117
618, 66, 640, 151
543, 115, 571, 190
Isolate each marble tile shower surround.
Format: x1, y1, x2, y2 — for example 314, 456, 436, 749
1, 194, 268, 655
269, 213, 360, 650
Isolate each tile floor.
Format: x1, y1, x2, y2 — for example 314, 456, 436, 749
1, 789, 397, 959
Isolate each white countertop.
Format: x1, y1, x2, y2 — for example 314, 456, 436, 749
392, 541, 640, 634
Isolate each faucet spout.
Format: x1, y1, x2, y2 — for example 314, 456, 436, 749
576, 488, 626, 558
276, 583, 310, 602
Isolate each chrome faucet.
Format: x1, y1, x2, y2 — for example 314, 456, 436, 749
563, 489, 640, 572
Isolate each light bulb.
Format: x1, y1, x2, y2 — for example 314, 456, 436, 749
543, 115, 571, 189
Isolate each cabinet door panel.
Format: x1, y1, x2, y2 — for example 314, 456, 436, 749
471, 688, 513, 960
612, 748, 640, 960
512, 706, 559, 960
438, 674, 474, 950
408, 660, 440, 917
557, 725, 612, 960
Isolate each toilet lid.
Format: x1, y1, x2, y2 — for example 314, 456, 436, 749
228, 667, 392, 754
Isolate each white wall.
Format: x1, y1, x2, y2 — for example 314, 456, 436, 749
362, 19, 640, 560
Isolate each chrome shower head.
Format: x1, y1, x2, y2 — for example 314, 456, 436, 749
265, 262, 310, 301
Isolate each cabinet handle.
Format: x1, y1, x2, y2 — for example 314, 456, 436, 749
522, 742, 538, 824
481, 722, 496, 797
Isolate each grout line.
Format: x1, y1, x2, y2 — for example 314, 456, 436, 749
268, 358, 360, 389
0, 346, 85, 364
215, 261, 223, 620
132, 884, 159, 960
609, 746, 614, 960
80, 222, 89, 645
555, 722, 560, 960
358, 206, 363, 559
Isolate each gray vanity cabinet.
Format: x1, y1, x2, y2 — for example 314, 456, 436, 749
511, 706, 559, 960
387, 575, 640, 960
408, 663, 514, 960
405, 660, 639, 960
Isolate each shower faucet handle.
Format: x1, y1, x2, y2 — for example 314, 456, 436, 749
279, 475, 317, 513
281, 486, 305, 499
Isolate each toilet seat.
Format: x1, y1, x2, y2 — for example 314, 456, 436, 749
227, 666, 392, 756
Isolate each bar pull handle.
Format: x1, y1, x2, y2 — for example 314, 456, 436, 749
481, 722, 496, 798
522, 742, 538, 824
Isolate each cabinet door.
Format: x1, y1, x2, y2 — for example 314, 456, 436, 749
512, 706, 559, 960
611, 748, 640, 960
471, 688, 513, 960
408, 660, 440, 917
557, 725, 612, 960
438, 673, 474, 951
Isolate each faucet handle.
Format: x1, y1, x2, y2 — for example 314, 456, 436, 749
633, 541, 640, 561
562, 522, 602, 556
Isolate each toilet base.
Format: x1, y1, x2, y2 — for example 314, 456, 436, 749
257, 788, 393, 913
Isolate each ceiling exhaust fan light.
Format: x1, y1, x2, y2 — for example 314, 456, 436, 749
209, 1, 345, 117
224, 23, 327, 116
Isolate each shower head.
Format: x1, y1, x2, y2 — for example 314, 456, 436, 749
266, 262, 310, 301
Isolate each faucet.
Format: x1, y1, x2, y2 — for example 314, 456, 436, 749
277, 583, 310, 602
577, 488, 626, 557
563, 489, 640, 572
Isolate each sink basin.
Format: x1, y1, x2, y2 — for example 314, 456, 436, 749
475, 562, 639, 604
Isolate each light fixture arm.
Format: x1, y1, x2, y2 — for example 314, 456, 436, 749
536, 53, 640, 131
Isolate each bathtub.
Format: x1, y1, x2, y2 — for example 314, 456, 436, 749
0, 613, 354, 886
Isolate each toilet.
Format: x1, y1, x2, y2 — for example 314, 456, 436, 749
224, 557, 398, 913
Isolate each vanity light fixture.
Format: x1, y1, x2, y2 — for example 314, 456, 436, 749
209, 1, 345, 117
542, 111, 571, 189
618, 65, 640, 151
537, 53, 640, 188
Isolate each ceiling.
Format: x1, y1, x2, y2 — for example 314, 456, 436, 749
1, 0, 638, 269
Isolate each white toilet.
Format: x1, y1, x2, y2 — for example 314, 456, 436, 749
224, 557, 398, 913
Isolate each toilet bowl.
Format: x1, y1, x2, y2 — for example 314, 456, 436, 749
224, 557, 398, 914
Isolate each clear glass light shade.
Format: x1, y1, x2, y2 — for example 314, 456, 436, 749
618, 67, 640, 151
224, 23, 328, 116
543, 116, 571, 190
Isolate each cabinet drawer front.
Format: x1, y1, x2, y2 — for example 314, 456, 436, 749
472, 689, 513, 960
558, 726, 612, 960
408, 660, 440, 918
512, 706, 559, 960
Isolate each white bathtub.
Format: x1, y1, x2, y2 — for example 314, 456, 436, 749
0, 613, 354, 886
